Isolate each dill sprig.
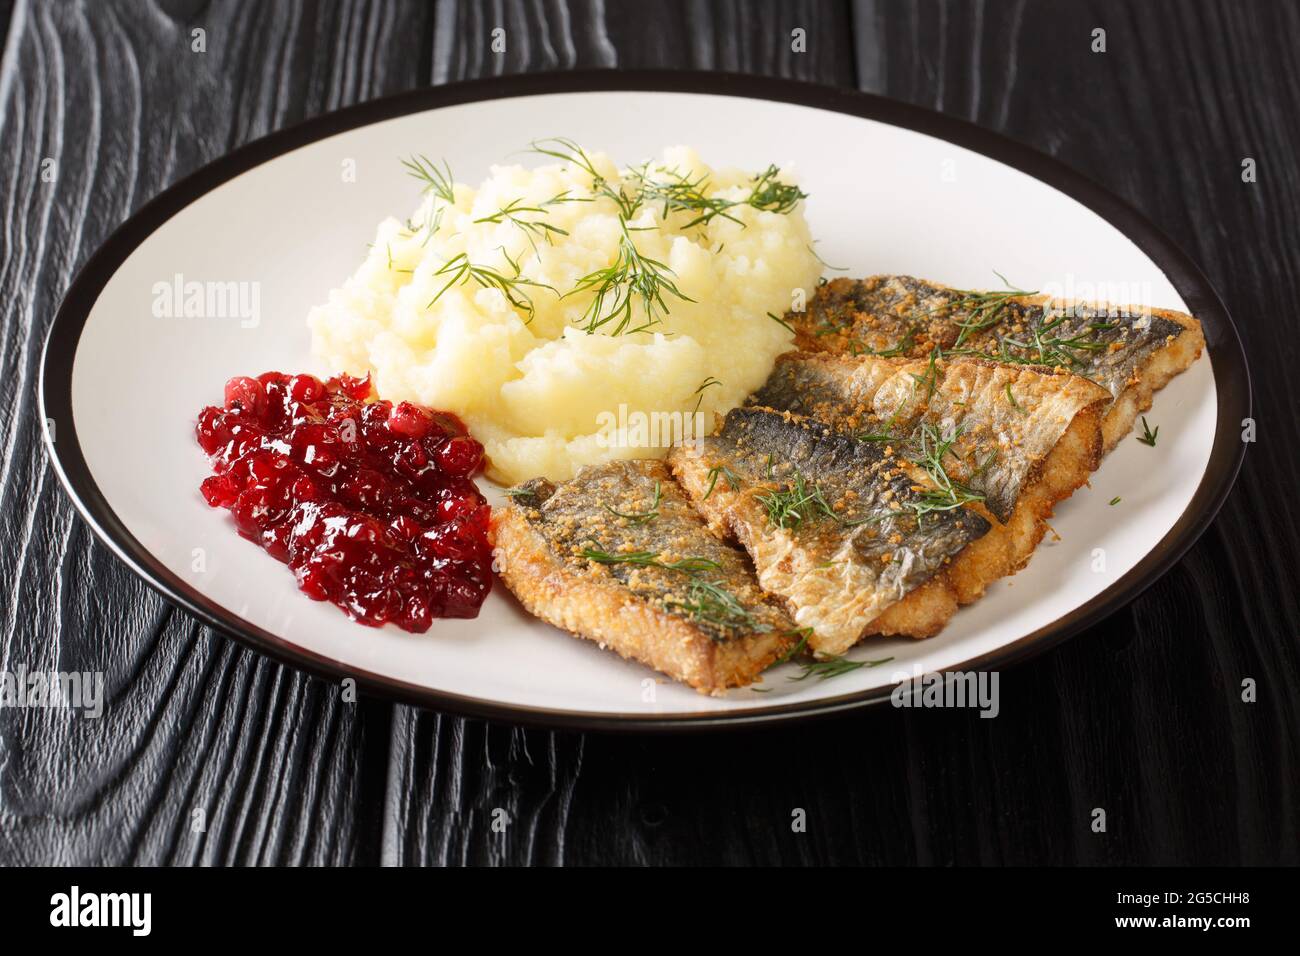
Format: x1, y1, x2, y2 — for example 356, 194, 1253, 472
1005, 381, 1024, 412
527, 140, 803, 335
858, 398, 908, 443
634, 165, 745, 229
565, 220, 694, 335
528, 138, 642, 218
581, 541, 766, 634
631, 161, 807, 228
848, 325, 917, 358
791, 653, 895, 682
1003, 312, 1114, 367
473, 191, 589, 254
767, 311, 796, 334
579, 547, 721, 574
806, 241, 849, 272
908, 422, 986, 522
756, 472, 839, 531
666, 577, 768, 632
692, 376, 722, 415
747, 164, 809, 215
944, 273, 1037, 348
766, 628, 813, 669
950, 310, 1117, 373
401, 155, 457, 242
1136, 416, 1159, 447
428, 251, 556, 320
401, 154, 456, 203
602, 481, 663, 524
702, 464, 742, 501
910, 346, 942, 401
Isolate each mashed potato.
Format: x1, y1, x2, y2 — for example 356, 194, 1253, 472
309, 143, 822, 485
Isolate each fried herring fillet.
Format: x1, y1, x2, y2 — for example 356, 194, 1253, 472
668, 407, 991, 656
750, 351, 1110, 602
491, 459, 798, 695
789, 274, 1204, 450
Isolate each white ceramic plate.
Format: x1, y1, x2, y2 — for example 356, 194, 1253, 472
41, 73, 1248, 730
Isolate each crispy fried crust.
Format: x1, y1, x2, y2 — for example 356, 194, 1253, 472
668, 416, 988, 657
941, 400, 1105, 605
1097, 306, 1205, 451
789, 276, 1204, 451
750, 350, 1110, 612
490, 465, 796, 696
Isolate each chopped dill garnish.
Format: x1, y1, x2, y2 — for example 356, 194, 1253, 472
1109, 496, 1122, 506
791, 654, 895, 682
502, 486, 540, 507
526, 139, 804, 336
409, 141, 809, 338
702, 464, 742, 500
473, 191, 590, 253
942, 272, 1036, 348
401, 154, 456, 203
952, 310, 1116, 372
527, 138, 641, 218
580, 547, 720, 574
858, 399, 908, 443
1136, 417, 1159, 447
692, 376, 722, 414
747, 164, 808, 215
602, 481, 663, 524
630, 161, 807, 228
581, 536, 765, 634
767, 628, 812, 669
427, 252, 557, 321
768, 311, 796, 334
634, 164, 745, 229
910, 346, 942, 400
908, 422, 986, 523
666, 577, 768, 632
401, 154, 457, 241
1005, 381, 1023, 412
565, 219, 694, 335
849, 325, 916, 358
756, 472, 838, 531
806, 241, 848, 272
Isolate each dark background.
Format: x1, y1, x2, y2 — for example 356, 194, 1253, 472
0, 0, 1295, 866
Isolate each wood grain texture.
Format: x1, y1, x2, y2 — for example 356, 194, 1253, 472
430, 0, 854, 83
0, 0, 435, 865
1, 0, 1295, 867
848, 0, 1298, 865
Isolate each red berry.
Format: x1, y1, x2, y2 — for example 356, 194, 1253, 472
289, 374, 325, 404
196, 372, 492, 631
387, 401, 431, 439
224, 376, 266, 415
438, 436, 483, 476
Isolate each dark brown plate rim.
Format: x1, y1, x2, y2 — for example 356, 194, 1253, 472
39, 70, 1251, 733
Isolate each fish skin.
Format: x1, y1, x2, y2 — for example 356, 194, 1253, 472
491, 460, 798, 694
790, 275, 1204, 449
668, 407, 991, 655
752, 351, 1111, 524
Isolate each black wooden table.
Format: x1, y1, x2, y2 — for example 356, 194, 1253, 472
1, 0, 1295, 867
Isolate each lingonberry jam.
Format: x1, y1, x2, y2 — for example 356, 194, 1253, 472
196, 372, 492, 631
